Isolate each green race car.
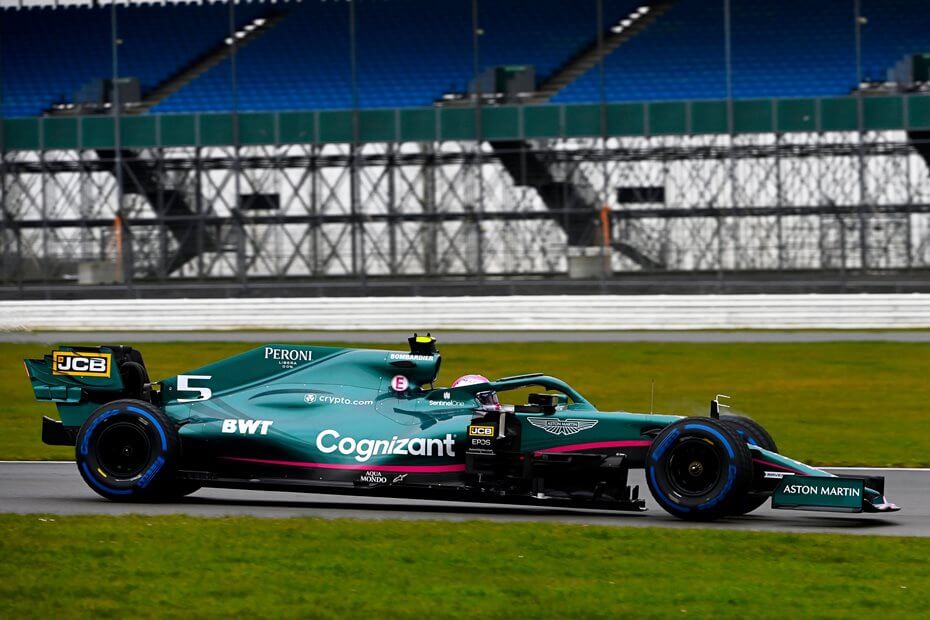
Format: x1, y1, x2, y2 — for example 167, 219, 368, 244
25, 335, 899, 521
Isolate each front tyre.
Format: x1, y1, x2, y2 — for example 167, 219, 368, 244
719, 413, 777, 454
75, 399, 179, 501
720, 413, 777, 516
646, 417, 753, 521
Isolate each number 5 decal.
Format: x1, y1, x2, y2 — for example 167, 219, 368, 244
177, 374, 213, 403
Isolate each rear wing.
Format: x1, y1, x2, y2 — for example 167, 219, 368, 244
24, 345, 150, 431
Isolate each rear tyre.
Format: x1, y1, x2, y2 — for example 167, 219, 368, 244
646, 417, 753, 521
75, 399, 179, 501
720, 413, 777, 516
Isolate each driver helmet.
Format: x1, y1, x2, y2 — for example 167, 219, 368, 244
451, 374, 500, 409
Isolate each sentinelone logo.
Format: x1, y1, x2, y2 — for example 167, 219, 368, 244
781, 483, 861, 497
316, 430, 455, 462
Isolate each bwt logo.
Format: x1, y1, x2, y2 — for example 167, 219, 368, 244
221, 419, 274, 435
52, 351, 111, 378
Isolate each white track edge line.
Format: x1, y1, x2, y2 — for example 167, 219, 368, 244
0, 460, 74, 464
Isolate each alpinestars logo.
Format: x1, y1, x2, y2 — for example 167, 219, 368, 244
527, 417, 598, 436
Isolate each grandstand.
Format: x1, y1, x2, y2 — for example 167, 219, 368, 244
557, 0, 930, 102
3, 0, 930, 116
1, 0, 930, 296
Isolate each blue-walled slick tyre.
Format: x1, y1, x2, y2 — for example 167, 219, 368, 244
720, 412, 777, 453
75, 399, 179, 501
646, 417, 753, 521
720, 412, 778, 515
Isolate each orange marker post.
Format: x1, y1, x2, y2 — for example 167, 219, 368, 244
114, 215, 124, 283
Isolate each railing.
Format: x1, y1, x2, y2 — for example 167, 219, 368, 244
5, 94, 930, 151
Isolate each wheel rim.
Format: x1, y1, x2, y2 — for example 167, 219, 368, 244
666, 438, 723, 497
95, 421, 152, 479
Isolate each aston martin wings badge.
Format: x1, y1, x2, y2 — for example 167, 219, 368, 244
526, 417, 599, 436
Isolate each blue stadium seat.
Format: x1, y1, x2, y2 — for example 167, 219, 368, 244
0, 2, 265, 117
555, 0, 930, 103
2, 0, 929, 117
154, 0, 635, 113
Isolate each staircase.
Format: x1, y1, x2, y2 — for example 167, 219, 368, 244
96, 149, 218, 275
492, 140, 600, 246
908, 130, 930, 174
492, 140, 664, 268
490, 1, 675, 268
526, 0, 676, 103
134, 11, 286, 112
80, 12, 287, 275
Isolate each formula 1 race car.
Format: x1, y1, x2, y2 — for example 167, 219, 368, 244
25, 335, 899, 521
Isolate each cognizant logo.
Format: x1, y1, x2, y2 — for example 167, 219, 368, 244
315, 430, 456, 462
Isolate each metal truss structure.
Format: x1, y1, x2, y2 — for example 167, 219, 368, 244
2, 130, 930, 292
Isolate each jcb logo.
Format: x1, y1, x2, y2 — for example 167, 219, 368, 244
468, 425, 495, 437
52, 351, 111, 377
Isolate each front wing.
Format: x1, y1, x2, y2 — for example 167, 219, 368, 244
751, 447, 900, 513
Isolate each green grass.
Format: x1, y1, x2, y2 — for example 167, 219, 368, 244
3, 341, 929, 465
0, 515, 927, 618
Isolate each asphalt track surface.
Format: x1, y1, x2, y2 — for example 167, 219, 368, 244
3, 330, 930, 344
3, 463, 927, 537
